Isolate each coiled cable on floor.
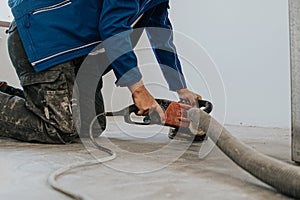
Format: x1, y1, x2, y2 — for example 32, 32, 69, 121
48, 113, 116, 200
49, 108, 300, 199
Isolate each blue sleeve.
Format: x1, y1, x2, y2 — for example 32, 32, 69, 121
145, 4, 187, 91
99, 0, 142, 87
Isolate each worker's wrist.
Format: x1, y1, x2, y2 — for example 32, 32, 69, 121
128, 80, 144, 94
176, 88, 188, 94
168, 80, 187, 92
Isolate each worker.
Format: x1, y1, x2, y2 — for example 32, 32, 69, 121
0, 0, 202, 144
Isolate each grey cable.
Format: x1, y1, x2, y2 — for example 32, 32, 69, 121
49, 108, 300, 199
48, 113, 116, 200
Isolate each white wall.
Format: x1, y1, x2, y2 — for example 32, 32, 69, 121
0, 1, 19, 86
169, 0, 291, 128
0, 28, 20, 87
0, 2, 12, 21
0, 0, 291, 128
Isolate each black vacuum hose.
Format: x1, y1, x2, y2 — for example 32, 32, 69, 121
188, 108, 300, 199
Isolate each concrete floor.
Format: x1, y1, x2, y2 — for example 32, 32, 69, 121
0, 121, 297, 200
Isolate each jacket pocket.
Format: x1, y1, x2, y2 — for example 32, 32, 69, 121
20, 71, 62, 86
25, 0, 74, 59
12, 0, 101, 70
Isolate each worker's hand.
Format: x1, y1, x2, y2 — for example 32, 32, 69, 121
177, 88, 202, 107
128, 80, 166, 123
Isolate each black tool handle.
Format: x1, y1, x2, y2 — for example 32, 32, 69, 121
124, 104, 151, 125
197, 100, 213, 114
106, 104, 151, 125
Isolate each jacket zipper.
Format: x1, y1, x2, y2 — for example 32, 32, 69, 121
31, 0, 72, 15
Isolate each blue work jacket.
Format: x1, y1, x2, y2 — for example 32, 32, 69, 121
9, 0, 186, 90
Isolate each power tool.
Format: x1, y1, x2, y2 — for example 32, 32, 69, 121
106, 99, 213, 141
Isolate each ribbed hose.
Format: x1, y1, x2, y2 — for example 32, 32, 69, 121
188, 108, 300, 199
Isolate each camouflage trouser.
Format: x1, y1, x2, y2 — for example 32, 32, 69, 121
0, 22, 106, 144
